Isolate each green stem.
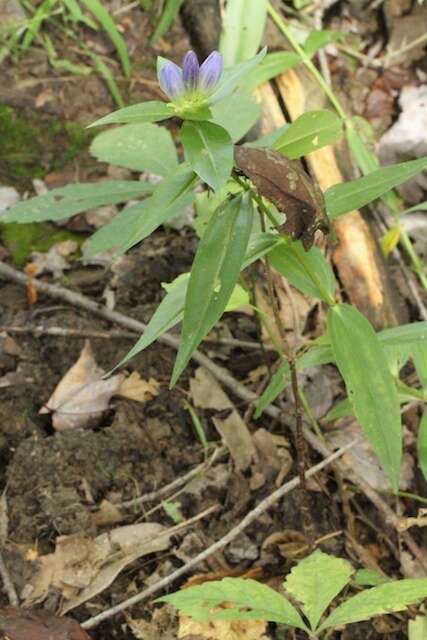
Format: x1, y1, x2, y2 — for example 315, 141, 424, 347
267, 2, 346, 120
399, 227, 427, 291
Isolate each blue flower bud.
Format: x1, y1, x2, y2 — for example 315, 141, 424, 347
182, 50, 200, 91
199, 51, 223, 91
159, 62, 185, 100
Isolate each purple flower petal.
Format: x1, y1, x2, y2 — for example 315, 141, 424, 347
182, 50, 200, 90
199, 51, 223, 91
159, 61, 185, 100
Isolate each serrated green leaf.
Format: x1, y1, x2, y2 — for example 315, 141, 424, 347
208, 48, 267, 104
157, 577, 307, 629
88, 101, 174, 127
220, 0, 267, 65
269, 240, 336, 303
320, 579, 427, 631
274, 110, 343, 159
303, 30, 344, 57
354, 569, 390, 587
90, 123, 177, 176
284, 550, 353, 630
87, 164, 196, 256
1, 181, 153, 224
327, 303, 402, 492
171, 193, 254, 385
417, 408, 427, 483
210, 92, 261, 142
181, 121, 233, 191
242, 51, 300, 91
325, 157, 427, 219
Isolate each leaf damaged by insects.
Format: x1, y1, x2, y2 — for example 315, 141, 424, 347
234, 146, 328, 249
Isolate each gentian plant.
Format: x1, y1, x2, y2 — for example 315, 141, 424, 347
3, 45, 427, 500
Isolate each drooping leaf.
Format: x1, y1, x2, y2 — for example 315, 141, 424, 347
417, 409, 427, 482
210, 92, 261, 142
325, 157, 427, 219
1, 181, 153, 223
320, 579, 427, 630
284, 550, 353, 630
303, 30, 344, 57
88, 101, 174, 127
269, 239, 336, 303
273, 110, 343, 159
219, 0, 267, 65
81, 0, 130, 76
157, 577, 308, 629
87, 164, 196, 256
208, 48, 267, 104
327, 303, 402, 492
242, 51, 300, 91
171, 193, 254, 385
181, 120, 233, 191
234, 146, 328, 249
90, 123, 178, 176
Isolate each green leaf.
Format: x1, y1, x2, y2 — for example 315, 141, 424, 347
88, 101, 174, 127
171, 193, 254, 385
269, 240, 336, 303
412, 343, 427, 388
157, 577, 307, 629
401, 201, 427, 215
417, 409, 427, 483
284, 550, 353, 630
1, 181, 153, 223
219, 0, 267, 65
325, 157, 427, 219
242, 232, 280, 267
90, 53, 124, 108
208, 48, 267, 104
81, 0, 130, 76
90, 123, 178, 176
226, 284, 249, 311
87, 164, 196, 256
254, 360, 290, 418
245, 124, 290, 149
210, 92, 261, 142
181, 121, 233, 191
354, 569, 390, 587
379, 322, 427, 348
303, 30, 344, 57
150, 0, 184, 44
273, 110, 343, 159
242, 51, 300, 92
320, 579, 427, 631
327, 303, 402, 492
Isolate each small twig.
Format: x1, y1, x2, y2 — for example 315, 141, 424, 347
0, 325, 137, 340
1, 262, 426, 571
385, 32, 427, 65
0, 552, 18, 607
81, 442, 353, 630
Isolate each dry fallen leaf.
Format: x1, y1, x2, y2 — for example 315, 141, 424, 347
190, 367, 256, 471
117, 371, 160, 403
0, 606, 91, 640
31, 240, 78, 279
25, 522, 172, 613
178, 610, 268, 640
39, 340, 124, 430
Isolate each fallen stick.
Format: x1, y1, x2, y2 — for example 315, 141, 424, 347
81, 442, 353, 630
1, 263, 425, 574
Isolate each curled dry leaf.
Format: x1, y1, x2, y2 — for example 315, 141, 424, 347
234, 146, 328, 249
117, 371, 160, 403
25, 522, 172, 614
0, 606, 91, 640
40, 340, 124, 431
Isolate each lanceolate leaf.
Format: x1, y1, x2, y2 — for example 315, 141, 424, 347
1, 181, 153, 223
90, 123, 178, 176
269, 239, 336, 303
208, 48, 267, 104
157, 577, 307, 629
254, 360, 290, 418
88, 101, 174, 127
150, 0, 184, 44
273, 110, 343, 159
182, 120, 233, 191
325, 156, 427, 218
210, 92, 261, 142
284, 550, 353, 630
242, 51, 300, 91
171, 193, 254, 386
303, 30, 344, 57
81, 0, 130, 76
327, 303, 402, 491
87, 164, 196, 256
219, 0, 267, 65
320, 579, 427, 630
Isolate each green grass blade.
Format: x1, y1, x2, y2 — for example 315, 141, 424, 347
81, 0, 130, 76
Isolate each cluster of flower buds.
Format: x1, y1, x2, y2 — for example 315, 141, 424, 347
159, 50, 223, 103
